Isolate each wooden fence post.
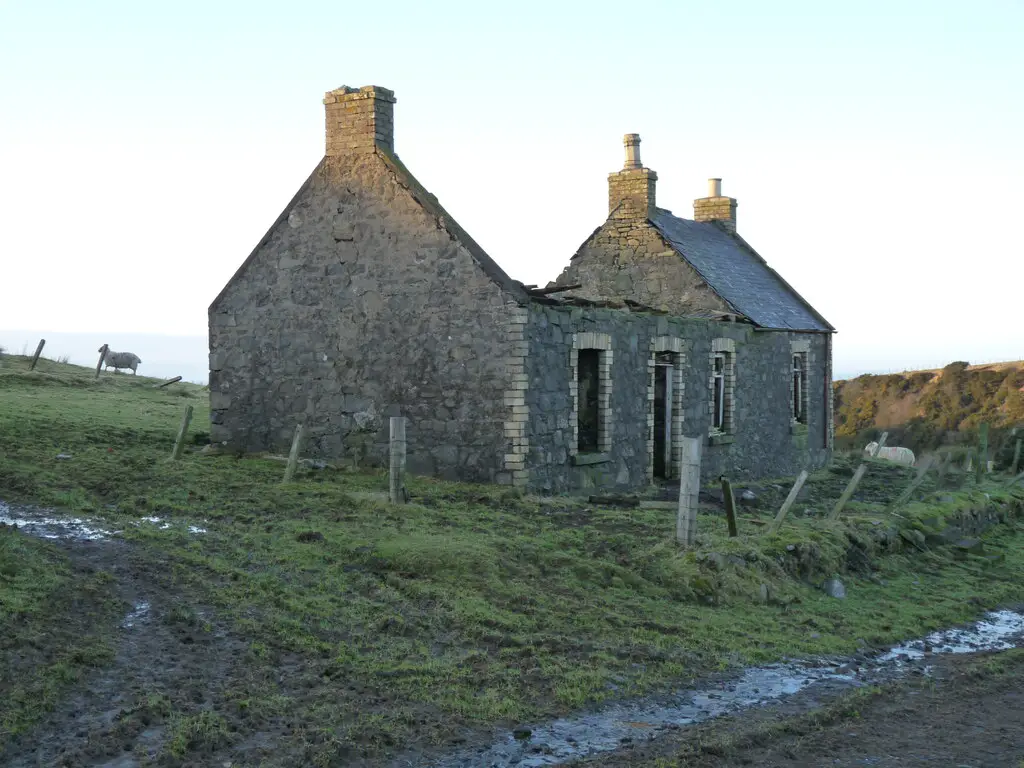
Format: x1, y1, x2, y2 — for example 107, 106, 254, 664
155, 376, 183, 389
887, 455, 935, 512
769, 470, 809, 535
721, 477, 738, 537
676, 437, 702, 547
869, 432, 889, 458
829, 463, 867, 520
282, 425, 305, 483
1011, 439, 1022, 476
976, 423, 989, 483
95, 344, 108, 379
169, 405, 194, 460
389, 416, 407, 504
29, 339, 45, 370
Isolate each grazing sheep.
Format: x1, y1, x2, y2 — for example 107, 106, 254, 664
864, 441, 916, 467
99, 346, 142, 375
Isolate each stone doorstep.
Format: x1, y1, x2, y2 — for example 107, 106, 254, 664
572, 452, 611, 466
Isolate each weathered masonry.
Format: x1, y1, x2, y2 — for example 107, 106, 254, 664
209, 87, 835, 491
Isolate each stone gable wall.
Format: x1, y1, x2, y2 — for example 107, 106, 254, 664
209, 152, 517, 481
522, 303, 830, 492
553, 218, 729, 316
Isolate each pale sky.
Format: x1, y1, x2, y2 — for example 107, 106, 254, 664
1, 0, 1022, 381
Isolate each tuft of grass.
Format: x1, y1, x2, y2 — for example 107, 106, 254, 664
164, 710, 232, 758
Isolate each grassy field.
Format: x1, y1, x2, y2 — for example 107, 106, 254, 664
2, 354, 1024, 765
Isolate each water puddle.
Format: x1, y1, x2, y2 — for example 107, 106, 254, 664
121, 601, 151, 629
134, 516, 208, 535
0, 500, 113, 540
409, 609, 1024, 768
0, 501, 208, 541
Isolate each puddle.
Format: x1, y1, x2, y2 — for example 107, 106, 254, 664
879, 610, 1024, 662
121, 601, 151, 629
136, 516, 207, 535
408, 609, 1024, 768
0, 500, 112, 541
0, 501, 207, 541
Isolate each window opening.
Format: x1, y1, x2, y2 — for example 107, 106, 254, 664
712, 353, 726, 430
577, 349, 601, 453
653, 352, 674, 478
792, 354, 806, 423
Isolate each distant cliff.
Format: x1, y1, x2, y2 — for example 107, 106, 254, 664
833, 360, 1024, 456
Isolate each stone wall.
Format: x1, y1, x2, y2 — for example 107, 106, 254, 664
553, 218, 729, 317
522, 303, 831, 492
209, 151, 518, 481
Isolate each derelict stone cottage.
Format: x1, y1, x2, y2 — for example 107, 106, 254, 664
209, 84, 835, 492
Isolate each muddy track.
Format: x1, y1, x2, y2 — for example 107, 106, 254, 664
570, 650, 1024, 766
0, 530, 248, 768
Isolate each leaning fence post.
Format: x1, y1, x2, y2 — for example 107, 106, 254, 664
389, 416, 407, 504
976, 422, 989, 483
676, 437, 702, 547
887, 455, 935, 512
95, 344, 108, 379
282, 424, 305, 483
169, 405, 194, 461
829, 464, 867, 520
1011, 439, 1022, 476
769, 470, 809, 535
29, 339, 45, 370
721, 477, 738, 537
869, 432, 889, 458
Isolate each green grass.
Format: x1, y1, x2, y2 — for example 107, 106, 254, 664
0, 525, 120, 740
2, 354, 1024, 764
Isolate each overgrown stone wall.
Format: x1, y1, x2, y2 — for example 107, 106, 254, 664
209, 152, 517, 481
552, 218, 729, 316
523, 304, 830, 492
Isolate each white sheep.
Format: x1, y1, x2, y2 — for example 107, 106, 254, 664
99, 346, 142, 375
864, 441, 916, 467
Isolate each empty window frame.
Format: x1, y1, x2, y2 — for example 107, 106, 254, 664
571, 332, 613, 455
577, 349, 601, 453
709, 338, 736, 435
712, 353, 726, 430
792, 353, 808, 423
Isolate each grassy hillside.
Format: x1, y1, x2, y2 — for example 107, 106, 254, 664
3, 354, 1024, 765
834, 360, 1024, 455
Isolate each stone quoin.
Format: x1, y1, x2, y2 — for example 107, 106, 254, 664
209, 84, 835, 491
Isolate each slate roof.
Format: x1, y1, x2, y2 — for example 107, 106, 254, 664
651, 211, 833, 332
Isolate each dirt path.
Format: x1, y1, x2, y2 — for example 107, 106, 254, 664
1, 530, 249, 768
572, 651, 1024, 767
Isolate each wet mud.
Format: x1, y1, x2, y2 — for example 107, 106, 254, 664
399, 612, 1024, 767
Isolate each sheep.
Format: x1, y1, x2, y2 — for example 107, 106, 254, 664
99, 346, 142, 375
864, 441, 916, 467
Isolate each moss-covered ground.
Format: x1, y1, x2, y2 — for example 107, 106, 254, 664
2, 354, 1024, 765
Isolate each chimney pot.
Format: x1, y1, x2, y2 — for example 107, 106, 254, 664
694, 178, 737, 232
623, 133, 642, 170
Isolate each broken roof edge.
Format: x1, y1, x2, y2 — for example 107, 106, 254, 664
209, 158, 326, 314
376, 149, 531, 304
645, 215, 751, 322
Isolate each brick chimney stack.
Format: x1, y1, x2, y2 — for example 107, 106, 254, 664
608, 134, 657, 220
693, 177, 737, 232
323, 85, 396, 156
